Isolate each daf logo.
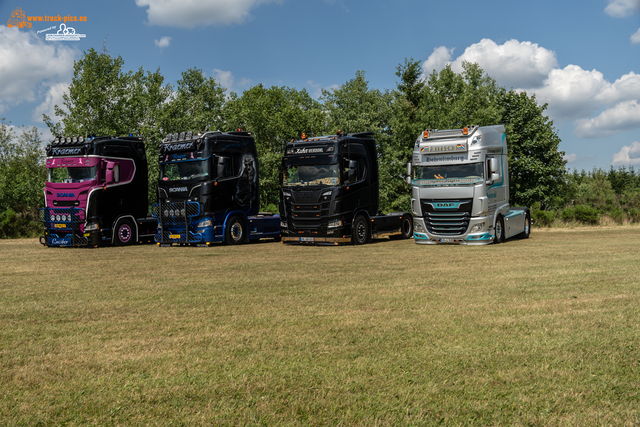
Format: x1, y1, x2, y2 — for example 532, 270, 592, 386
57, 192, 75, 197
169, 187, 188, 193
435, 202, 455, 208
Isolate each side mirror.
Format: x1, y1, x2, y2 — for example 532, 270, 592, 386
216, 156, 228, 179
491, 172, 500, 182
490, 158, 499, 173
406, 163, 412, 185
104, 161, 115, 184
348, 160, 357, 183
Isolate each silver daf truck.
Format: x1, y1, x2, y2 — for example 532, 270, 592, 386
408, 125, 530, 244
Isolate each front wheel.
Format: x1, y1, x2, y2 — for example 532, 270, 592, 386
390, 215, 414, 240
353, 215, 370, 245
114, 218, 136, 246
225, 216, 246, 245
494, 215, 505, 244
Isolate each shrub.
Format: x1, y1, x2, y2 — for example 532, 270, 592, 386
574, 205, 600, 225
532, 209, 556, 227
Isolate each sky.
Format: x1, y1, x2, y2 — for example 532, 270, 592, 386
1, 0, 639, 172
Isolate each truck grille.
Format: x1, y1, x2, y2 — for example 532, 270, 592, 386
421, 199, 472, 236
290, 202, 328, 229
39, 207, 88, 246
152, 201, 200, 225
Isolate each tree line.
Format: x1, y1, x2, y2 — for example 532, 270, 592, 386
1, 48, 602, 237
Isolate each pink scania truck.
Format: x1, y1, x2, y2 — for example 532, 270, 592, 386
39, 135, 157, 247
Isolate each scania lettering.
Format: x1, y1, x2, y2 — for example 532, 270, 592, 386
39, 136, 158, 247
153, 131, 279, 246
280, 132, 413, 245
409, 125, 530, 245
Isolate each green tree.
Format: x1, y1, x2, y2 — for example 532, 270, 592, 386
225, 85, 325, 209
321, 71, 409, 211
160, 68, 226, 135
393, 59, 565, 210
500, 90, 566, 208
0, 121, 46, 237
43, 48, 171, 207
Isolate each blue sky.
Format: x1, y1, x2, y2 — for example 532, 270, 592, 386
1, 0, 639, 172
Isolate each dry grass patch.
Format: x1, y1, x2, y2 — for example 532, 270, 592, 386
1, 229, 640, 425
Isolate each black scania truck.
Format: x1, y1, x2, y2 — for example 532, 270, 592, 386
280, 132, 413, 245
152, 131, 280, 246
39, 135, 157, 247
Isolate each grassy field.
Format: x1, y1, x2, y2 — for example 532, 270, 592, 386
1, 227, 639, 426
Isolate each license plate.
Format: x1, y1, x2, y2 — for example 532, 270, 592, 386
54, 223, 66, 228
300, 237, 315, 242
440, 238, 454, 243
169, 234, 181, 239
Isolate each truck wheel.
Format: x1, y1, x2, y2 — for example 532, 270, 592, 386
114, 218, 136, 246
225, 216, 246, 245
519, 211, 531, 239
494, 215, 505, 244
391, 215, 414, 240
353, 215, 369, 245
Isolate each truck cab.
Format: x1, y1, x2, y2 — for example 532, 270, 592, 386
280, 132, 413, 245
39, 136, 156, 247
153, 131, 279, 246
409, 125, 530, 244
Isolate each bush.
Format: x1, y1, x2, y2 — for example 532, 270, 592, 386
561, 207, 575, 222
532, 208, 556, 227
574, 205, 600, 225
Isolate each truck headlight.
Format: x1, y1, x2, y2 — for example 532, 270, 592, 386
328, 219, 343, 228
196, 219, 212, 228
414, 222, 425, 232
280, 221, 287, 228
470, 222, 485, 233
85, 222, 99, 231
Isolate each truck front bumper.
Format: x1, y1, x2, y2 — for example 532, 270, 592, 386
413, 217, 494, 245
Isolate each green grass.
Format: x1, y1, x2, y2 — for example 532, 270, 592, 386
1, 227, 640, 426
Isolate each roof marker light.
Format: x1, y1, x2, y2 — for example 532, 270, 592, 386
423, 130, 429, 138
463, 127, 469, 135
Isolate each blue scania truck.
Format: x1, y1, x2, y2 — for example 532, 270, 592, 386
152, 131, 280, 246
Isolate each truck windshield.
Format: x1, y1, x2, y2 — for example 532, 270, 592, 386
413, 163, 484, 185
161, 160, 209, 181
47, 166, 97, 183
283, 164, 340, 187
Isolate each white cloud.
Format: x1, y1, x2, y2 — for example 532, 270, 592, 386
534, 65, 610, 120
136, 0, 283, 28
451, 39, 557, 89
211, 69, 252, 92
0, 26, 76, 111
604, 0, 640, 17
154, 36, 172, 48
632, 28, 640, 43
574, 100, 640, 138
32, 82, 69, 122
421, 39, 557, 89
421, 46, 454, 75
612, 141, 640, 165
212, 69, 235, 89
563, 153, 578, 163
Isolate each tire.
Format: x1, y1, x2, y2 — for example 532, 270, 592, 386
396, 215, 414, 240
519, 211, 531, 239
225, 216, 246, 245
114, 218, 136, 246
352, 215, 369, 245
494, 215, 505, 244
